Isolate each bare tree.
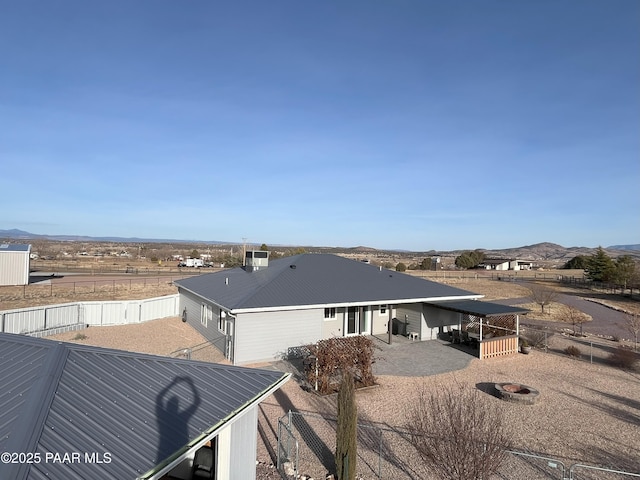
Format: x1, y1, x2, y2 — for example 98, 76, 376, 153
406, 382, 512, 480
528, 284, 559, 314
562, 305, 590, 336
624, 313, 640, 351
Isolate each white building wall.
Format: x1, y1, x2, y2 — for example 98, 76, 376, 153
228, 405, 258, 480
0, 250, 30, 286
422, 304, 461, 340
234, 309, 322, 365
395, 304, 423, 337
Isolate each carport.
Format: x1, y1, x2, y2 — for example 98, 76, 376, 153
425, 300, 529, 359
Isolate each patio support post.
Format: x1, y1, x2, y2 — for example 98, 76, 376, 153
387, 306, 392, 345
479, 317, 483, 342
516, 315, 519, 337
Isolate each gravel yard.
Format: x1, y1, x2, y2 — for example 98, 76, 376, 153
46, 318, 640, 479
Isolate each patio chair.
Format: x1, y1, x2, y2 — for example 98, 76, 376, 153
191, 445, 215, 479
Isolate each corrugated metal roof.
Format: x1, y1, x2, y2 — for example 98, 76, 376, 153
425, 299, 530, 317
175, 254, 481, 311
0, 244, 31, 252
0, 333, 289, 480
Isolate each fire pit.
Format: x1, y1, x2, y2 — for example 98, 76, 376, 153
494, 383, 540, 405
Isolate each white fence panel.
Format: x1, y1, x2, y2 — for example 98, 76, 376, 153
44, 304, 81, 330
0, 295, 179, 334
100, 302, 127, 325
2, 308, 46, 334
141, 295, 178, 322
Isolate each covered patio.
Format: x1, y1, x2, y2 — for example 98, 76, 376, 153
425, 300, 529, 359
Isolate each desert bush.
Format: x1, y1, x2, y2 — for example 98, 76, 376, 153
73, 333, 88, 340
608, 347, 639, 370
521, 329, 552, 348
565, 345, 581, 358
406, 382, 512, 480
304, 336, 376, 395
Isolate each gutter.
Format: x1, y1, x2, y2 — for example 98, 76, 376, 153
137, 372, 291, 480
230, 294, 484, 314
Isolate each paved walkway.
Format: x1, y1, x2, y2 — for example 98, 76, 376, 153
371, 335, 475, 377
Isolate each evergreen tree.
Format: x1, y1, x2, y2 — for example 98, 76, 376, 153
585, 247, 615, 282
564, 255, 588, 269
614, 255, 637, 289
335, 372, 357, 480
455, 250, 485, 269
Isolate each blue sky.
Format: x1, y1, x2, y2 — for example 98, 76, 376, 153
1, 1, 638, 251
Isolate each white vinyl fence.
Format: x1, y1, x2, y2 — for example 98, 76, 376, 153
0, 294, 179, 337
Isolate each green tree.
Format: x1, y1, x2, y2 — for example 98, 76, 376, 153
585, 247, 615, 283
335, 372, 357, 480
396, 262, 407, 272
455, 250, 485, 269
190, 249, 200, 259
259, 243, 268, 251
564, 256, 588, 269
614, 255, 637, 289
420, 258, 431, 270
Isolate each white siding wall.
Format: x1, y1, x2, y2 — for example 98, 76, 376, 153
372, 305, 393, 335
234, 309, 322, 365
179, 290, 226, 355
0, 251, 30, 286
395, 304, 423, 337
229, 406, 258, 480
423, 304, 461, 339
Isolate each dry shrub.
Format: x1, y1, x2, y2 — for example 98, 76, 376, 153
521, 329, 553, 349
304, 337, 376, 395
608, 347, 639, 370
406, 382, 511, 480
565, 345, 581, 358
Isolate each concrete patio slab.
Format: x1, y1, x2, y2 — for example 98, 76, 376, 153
371, 335, 475, 377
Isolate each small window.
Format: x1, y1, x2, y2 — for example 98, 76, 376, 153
201, 304, 212, 327
380, 305, 387, 315
324, 307, 336, 319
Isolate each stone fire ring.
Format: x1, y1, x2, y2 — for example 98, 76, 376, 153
494, 383, 540, 405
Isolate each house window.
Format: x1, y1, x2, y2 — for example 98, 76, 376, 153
324, 307, 336, 319
201, 304, 212, 328
380, 305, 387, 315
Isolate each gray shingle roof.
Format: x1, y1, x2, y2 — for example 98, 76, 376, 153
175, 254, 481, 311
0, 333, 289, 480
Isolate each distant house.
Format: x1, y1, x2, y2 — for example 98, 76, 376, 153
175, 253, 526, 365
0, 243, 31, 286
478, 259, 533, 271
0, 332, 289, 480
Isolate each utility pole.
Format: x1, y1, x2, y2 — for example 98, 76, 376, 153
242, 238, 247, 266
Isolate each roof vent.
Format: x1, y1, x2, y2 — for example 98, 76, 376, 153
290, 264, 296, 269
225, 277, 229, 285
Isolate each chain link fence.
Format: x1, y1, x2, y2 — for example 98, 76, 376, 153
277, 410, 640, 480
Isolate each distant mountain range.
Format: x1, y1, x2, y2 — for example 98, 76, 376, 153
1, 229, 638, 261
0, 229, 229, 245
